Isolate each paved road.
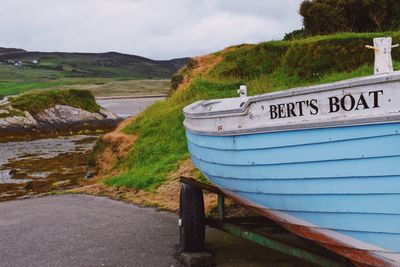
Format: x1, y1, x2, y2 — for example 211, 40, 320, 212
0, 195, 179, 267
0, 194, 312, 267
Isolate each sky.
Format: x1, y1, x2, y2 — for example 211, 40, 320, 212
0, 0, 303, 60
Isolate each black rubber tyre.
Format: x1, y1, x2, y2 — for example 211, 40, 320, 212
179, 183, 205, 252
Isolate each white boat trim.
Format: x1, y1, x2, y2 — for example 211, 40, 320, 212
184, 115, 400, 136
184, 72, 400, 136
184, 72, 400, 118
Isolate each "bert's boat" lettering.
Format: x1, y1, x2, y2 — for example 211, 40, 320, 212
269, 89, 384, 119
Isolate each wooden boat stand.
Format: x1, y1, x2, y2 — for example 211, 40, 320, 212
180, 177, 352, 267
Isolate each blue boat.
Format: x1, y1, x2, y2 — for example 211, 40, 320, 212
183, 38, 400, 266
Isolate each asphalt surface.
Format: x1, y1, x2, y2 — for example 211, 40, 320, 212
0, 194, 180, 267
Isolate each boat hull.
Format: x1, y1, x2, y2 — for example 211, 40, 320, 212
186, 122, 400, 266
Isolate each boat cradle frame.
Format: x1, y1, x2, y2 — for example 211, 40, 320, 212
180, 176, 353, 267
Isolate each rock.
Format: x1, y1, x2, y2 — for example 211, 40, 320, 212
84, 170, 94, 179
180, 252, 212, 267
34, 105, 119, 124
24, 181, 33, 191
0, 96, 9, 105
52, 180, 71, 187
0, 104, 121, 141
55, 105, 119, 125
0, 192, 18, 198
99, 108, 119, 120
1, 113, 36, 127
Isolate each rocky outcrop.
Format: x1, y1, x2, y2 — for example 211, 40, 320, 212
0, 104, 121, 142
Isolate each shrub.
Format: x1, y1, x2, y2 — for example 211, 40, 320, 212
300, 0, 400, 35
212, 42, 291, 80
282, 32, 400, 79
169, 73, 184, 96
283, 28, 308, 41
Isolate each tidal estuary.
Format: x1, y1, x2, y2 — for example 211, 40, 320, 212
0, 135, 97, 201
0, 97, 162, 201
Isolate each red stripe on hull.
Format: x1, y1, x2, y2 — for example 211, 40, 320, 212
220, 188, 397, 267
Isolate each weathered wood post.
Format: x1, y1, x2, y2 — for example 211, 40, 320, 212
237, 85, 247, 98
366, 37, 399, 75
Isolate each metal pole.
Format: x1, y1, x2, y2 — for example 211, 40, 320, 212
221, 223, 345, 267
218, 194, 225, 220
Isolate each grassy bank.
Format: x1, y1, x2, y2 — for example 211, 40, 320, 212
99, 32, 400, 191
10, 89, 100, 114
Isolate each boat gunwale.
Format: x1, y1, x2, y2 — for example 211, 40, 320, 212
184, 71, 400, 118
184, 115, 400, 136
184, 71, 400, 136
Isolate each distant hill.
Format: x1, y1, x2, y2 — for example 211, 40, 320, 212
0, 48, 26, 55
0, 48, 189, 79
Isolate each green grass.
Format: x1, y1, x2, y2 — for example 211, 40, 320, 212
102, 31, 400, 191
0, 49, 185, 98
0, 78, 170, 98
104, 79, 238, 190
0, 81, 66, 98
10, 89, 100, 114
58, 79, 171, 97
0, 65, 65, 81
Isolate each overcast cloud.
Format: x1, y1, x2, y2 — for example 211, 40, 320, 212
0, 0, 302, 59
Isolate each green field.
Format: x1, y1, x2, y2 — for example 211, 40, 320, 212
9, 89, 100, 114
0, 80, 65, 97
58, 79, 170, 97
0, 78, 171, 98
102, 31, 400, 191
0, 49, 187, 98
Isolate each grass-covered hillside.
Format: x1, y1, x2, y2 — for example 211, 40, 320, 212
0, 89, 121, 143
0, 89, 100, 121
0, 48, 188, 98
9, 89, 100, 114
97, 32, 400, 192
